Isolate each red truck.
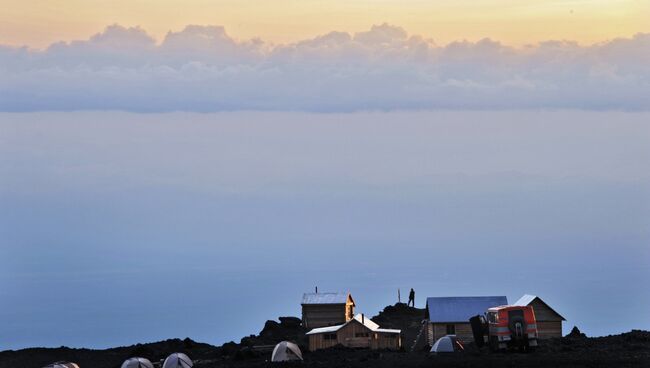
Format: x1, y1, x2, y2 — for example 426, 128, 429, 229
470, 305, 538, 352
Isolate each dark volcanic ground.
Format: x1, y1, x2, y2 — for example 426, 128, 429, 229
2, 304, 648, 368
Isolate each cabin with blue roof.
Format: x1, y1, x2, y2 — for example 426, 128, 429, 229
424, 296, 508, 344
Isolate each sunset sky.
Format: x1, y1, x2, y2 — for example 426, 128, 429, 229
2, 0, 649, 48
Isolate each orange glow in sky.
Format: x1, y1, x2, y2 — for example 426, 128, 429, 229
1, 0, 649, 48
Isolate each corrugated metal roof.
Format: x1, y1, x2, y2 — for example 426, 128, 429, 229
513, 294, 566, 321
301, 292, 348, 305
513, 294, 536, 306
426, 296, 508, 323
306, 313, 401, 335
306, 325, 342, 335
352, 313, 380, 330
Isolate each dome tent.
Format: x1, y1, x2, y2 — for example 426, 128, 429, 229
271, 341, 303, 362
430, 335, 463, 353
43, 362, 80, 368
162, 353, 193, 368
121, 357, 154, 368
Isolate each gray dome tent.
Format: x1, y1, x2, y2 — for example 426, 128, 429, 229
271, 341, 303, 362
162, 353, 193, 368
121, 357, 154, 368
43, 362, 80, 368
430, 335, 463, 354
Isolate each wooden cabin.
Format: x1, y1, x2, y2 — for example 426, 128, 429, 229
514, 294, 566, 339
301, 292, 355, 329
306, 313, 401, 351
424, 296, 508, 345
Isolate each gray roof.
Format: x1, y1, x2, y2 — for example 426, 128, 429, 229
513, 294, 537, 306
514, 294, 566, 321
306, 313, 400, 335
301, 292, 349, 305
426, 296, 508, 323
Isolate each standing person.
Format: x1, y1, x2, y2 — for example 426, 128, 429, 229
408, 288, 415, 307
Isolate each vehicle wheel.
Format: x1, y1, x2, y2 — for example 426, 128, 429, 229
489, 338, 497, 352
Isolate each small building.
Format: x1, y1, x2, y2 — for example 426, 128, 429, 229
424, 296, 508, 345
514, 294, 566, 339
301, 292, 355, 329
306, 313, 401, 351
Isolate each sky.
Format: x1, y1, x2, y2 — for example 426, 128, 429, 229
1, 111, 649, 349
1, 24, 649, 112
1, 0, 649, 48
1, 1, 649, 112
1, 0, 649, 352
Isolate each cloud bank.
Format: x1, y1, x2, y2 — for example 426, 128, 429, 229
1, 24, 649, 112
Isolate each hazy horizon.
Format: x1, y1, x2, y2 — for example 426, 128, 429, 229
1, 110, 648, 350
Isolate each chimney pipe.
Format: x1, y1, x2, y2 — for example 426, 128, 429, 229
362, 313, 365, 325
315, 286, 318, 293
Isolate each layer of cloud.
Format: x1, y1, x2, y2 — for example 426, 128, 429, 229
1, 24, 649, 112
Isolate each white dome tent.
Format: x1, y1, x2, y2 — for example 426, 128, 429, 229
121, 357, 154, 368
271, 341, 303, 362
43, 362, 80, 368
162, 353, 193, 368
430, 335, 463, 354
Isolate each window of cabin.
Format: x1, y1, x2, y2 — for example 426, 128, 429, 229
355, 332, 369, 338
324, 333, 337, 341
446, 324, 456, 335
